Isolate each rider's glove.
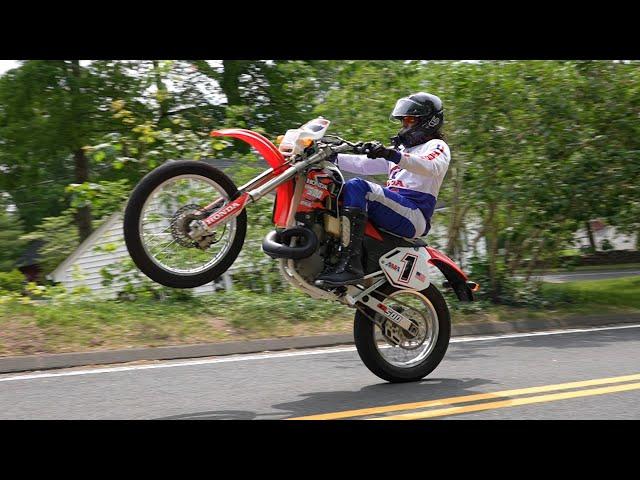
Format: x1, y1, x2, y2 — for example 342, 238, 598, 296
364, 141, 402, 164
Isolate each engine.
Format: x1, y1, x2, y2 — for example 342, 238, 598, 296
262, 163, 345, 283
292, 165, 344, 283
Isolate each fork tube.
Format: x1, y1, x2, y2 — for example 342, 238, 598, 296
286, 174, 307, 227
201, 167, 279, 212
238, 167, 276, 191
247, 153, 324, 203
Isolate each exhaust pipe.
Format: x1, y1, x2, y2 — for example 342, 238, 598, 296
262, 226, 318, 260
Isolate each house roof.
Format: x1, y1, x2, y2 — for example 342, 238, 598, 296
49, 212, 122, 282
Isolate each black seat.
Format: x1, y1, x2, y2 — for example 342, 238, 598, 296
376, 227, 429, 247
362, 227, 428, 274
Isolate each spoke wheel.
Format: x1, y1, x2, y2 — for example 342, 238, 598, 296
124, 161, 247, 289
353, 283, 451, 383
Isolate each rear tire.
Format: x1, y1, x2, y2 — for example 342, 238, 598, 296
353, 283, 451, 383
123, 160, 247, 289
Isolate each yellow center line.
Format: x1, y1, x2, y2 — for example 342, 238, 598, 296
376, 381, 640, 420
288, 373, 640, 420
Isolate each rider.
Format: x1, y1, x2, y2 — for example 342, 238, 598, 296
316, 92, 451, 287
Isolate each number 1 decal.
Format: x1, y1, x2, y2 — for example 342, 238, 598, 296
399, 253, 418, 283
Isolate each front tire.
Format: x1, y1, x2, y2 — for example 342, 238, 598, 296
353, 283, 451, 383
123, 160, 247, 289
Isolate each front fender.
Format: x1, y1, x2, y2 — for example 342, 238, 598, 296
211, 128, 293, 228
211, 128, 286, 170
426, 247, 478, 302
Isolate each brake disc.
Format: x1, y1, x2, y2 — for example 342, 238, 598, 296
170, 204, 225, 249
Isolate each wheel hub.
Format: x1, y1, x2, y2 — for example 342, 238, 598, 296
380, 301, 429, 350
170, 204, 221, 249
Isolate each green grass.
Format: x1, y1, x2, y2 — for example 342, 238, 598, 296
535, 263, 640, 274
0, 289, 353, 356
1, 276, 640, 357
449, 276, 640, 325
540, 276, 640, 310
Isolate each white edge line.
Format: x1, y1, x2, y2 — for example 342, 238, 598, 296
2, 323, 640, 383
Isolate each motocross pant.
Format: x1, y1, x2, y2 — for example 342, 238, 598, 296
341, 178, 430, 238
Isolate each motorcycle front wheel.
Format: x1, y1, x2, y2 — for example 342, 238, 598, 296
123, 160, 247, 289
353, 283, 451, 383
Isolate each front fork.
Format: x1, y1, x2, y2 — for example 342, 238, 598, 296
190, 148, 332, 239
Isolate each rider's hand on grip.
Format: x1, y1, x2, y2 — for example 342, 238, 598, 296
362, 141, 384, 157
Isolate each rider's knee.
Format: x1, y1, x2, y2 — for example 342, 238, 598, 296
344, 178, 371, 195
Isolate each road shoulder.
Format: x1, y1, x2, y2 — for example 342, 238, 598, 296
2, 313, 639, 374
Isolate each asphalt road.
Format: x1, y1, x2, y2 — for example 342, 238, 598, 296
2, 323, 640, 420
535, 269, 640, 283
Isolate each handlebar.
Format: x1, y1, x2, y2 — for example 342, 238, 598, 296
319, 135, 376, 156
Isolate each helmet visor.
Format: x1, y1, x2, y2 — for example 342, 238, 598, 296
389, 97, 429, 120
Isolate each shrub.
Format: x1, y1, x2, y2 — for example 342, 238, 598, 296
0, 269, 26, 292
467, 257, 548, 307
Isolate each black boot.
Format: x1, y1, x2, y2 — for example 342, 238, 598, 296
316, 207, 367, 286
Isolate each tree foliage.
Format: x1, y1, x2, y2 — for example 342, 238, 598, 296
1, 59, 639, 302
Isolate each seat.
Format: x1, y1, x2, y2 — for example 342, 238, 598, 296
376, 226, 429, 247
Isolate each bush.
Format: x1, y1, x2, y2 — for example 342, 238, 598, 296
99, 258, 195, 302
0, 269, 26, 292
600, 238, 614, 251
467, 257, 548, 307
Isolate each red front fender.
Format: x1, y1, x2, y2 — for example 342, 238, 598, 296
211, 128, 286, 170
211, 128, 293, 227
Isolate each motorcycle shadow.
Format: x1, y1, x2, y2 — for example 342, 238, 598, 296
273, 377, 497, 419
156, 410, 277, 420
155, 377, 496, 420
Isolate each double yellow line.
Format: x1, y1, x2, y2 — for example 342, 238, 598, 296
289, 373, 640, 420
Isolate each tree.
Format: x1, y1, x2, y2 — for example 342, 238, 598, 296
0, 208, 27, 271
0, 60, 149, 237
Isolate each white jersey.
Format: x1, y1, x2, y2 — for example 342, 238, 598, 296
336, 139, 451, 217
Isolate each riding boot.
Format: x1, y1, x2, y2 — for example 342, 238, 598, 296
316, 207, 367, 286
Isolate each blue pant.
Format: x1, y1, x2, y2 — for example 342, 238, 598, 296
342, 178, 429, 238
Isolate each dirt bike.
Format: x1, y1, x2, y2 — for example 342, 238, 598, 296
123, 117, 479, 383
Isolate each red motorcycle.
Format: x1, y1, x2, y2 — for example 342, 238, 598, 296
123, 118, 478, 382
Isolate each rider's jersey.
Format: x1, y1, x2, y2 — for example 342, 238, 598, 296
336, 139, 451, 222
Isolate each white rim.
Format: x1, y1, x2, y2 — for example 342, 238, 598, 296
374, 290, 440, 368
138, 174, 237, 276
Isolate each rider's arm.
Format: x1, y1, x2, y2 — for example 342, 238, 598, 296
336, 154, 390, 176
393, 142, 450, 178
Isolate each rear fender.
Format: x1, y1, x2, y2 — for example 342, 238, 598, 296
211, 128, 293, 227
425, 247, 477, 302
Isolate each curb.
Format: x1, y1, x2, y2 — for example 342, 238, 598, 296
1, 314, 639, 374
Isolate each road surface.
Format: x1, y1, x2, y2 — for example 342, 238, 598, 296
535, 269, 640, 283
2, 322, 640, 419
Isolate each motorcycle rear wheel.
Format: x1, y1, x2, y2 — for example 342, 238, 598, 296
123, 160, 247, 289
353, 283, 451, 383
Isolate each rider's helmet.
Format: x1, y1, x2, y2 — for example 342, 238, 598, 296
390, 92, 444, 148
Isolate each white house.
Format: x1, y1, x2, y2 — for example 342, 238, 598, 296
48, 158, 262, 298
47, 210, 242, 297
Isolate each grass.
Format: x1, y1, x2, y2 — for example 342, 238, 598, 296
1, 276, 640, 357
534, 263, 640, 274
540, 276, 640, 310
0, 289, 354, 356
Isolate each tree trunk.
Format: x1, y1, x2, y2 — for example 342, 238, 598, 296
221, 60, 245, 107
74, 148, 92, 242
585, 220, 597, 252
485, 203, 500, 303
221, 60, 250, 153
70, 60, 93, 242
446, 160, 467, 260
152, 60, 170, 128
